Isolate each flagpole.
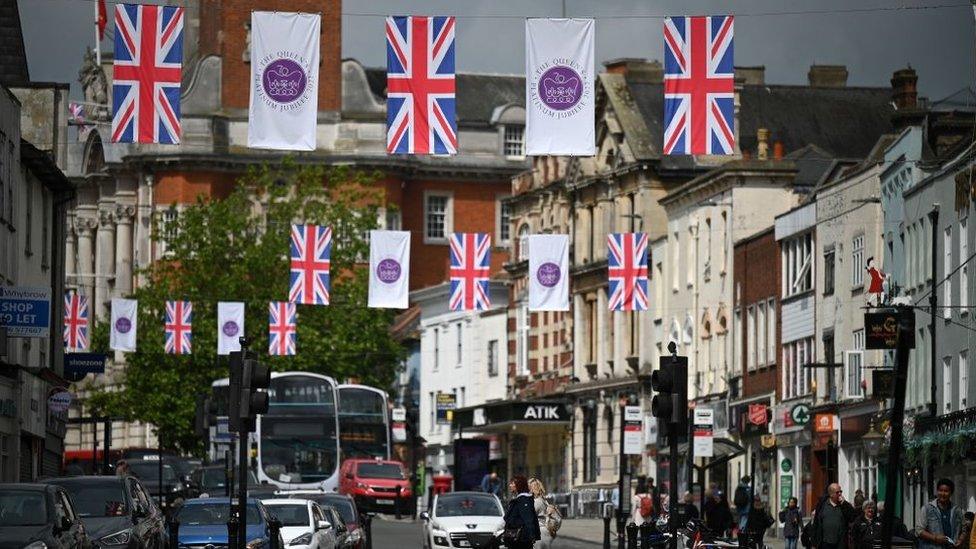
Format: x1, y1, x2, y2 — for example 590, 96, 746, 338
94, 1, 101, 67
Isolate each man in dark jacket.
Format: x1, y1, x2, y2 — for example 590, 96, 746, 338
745, 496, 775, 549
810, 483, 856, 549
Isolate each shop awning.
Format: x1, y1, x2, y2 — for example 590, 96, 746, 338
677, 437, 745, 468
453, 399, 570, 433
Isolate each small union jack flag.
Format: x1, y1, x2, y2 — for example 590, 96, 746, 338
449, 233, 491, 311
386, 16, 457, 155
164, 300, 192, 355
608, 233, 649, 311
663, 15, 734, 155
289, 224, 331, 305
63, 293, 89, 351
268, 302, 296, 356
112, 3, 183, 144
68, 102, 84, 122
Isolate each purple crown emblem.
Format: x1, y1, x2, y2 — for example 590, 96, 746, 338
222, 321, 239, 337
376, 259, 402, 284
538, 66, 582, 111
262, 58, 307, 104
115, 317, 132, 334
537, 262, 562, 288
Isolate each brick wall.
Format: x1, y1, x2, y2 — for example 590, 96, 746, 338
733, 228, 780, 398
154, 171, 239, 204
215, 0, 342, 112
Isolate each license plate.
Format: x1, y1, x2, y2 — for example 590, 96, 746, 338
377, 499, 394, 505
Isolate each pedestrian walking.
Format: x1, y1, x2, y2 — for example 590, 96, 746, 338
744, 496, 774, 549
115, 459, 129, 476
705, 490, 734, 536
481, 470, 504, 498
809, 483, 856, 549
503, 476, 541, 549
779, 496, 803, 549
733, 476, 751, 534
918, 478, 964, 549
850, 500, 882, 547
528, 478, 561, 548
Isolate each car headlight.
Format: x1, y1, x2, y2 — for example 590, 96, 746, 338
347, 529, 362, 542
289, 532, 313, 546
100, 529, 131, 545
432, 528, 449, 546
246, 539, 266, 549
356, 482, 369, 490
23, 542, 47, 549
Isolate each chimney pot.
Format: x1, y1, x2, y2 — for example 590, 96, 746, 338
757, 128, 770, 160
773, 142, 784, 160
808, 64, 848, 88
891, 67, 919, 110
603, 58, 662, 83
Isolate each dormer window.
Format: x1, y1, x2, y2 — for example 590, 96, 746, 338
504, 125, 525, 158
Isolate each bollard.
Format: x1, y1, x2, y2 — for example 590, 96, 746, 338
603, 515, 612, 549
364, 513, 374, 549
639, 522, 652, 547
395, 485, 402, 520
626, 523, 638, 549
227, 515, 238, 549
167, 519, 179, 549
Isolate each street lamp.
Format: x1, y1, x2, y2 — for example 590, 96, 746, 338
863, 421, 884, 458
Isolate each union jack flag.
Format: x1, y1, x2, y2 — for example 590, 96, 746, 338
68, 102, 84, 123
164, 300, 192, 355
449, 233, 491, 311
268, 302, 296, 356
608, 233, 649, 311
112, 3, 183, 144
63, 293, 89, 351
289, 224, 331, 305
663, 15, 734, 155
386, 16, 457, 155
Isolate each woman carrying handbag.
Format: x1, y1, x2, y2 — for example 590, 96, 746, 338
529, 478, 562, 548
503, 476, 542, 549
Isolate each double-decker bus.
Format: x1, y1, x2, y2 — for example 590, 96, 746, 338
210, 372, 341, 491
337, 384, 391, 461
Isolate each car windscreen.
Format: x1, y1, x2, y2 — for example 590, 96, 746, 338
267, 503, 309, 527
129, 462, 177, 482
177, 503, 261, 525
53, 481, 128, 517
0, 490, 48, 526
200, 468, 259, 490
435, 495, 501, 517
321, 498, 356, 523
356, 462, 404, 480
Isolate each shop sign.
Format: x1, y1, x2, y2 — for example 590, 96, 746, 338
623, 405, 643, 455
749, 404, 768, 426
790, 403, 811, 426
644, 414, 658, 446
780, 475, 794, 509
693, 408, 714, 457
814, 413, 838, 433
761, 434, 777, 449
872, 370, 894, 398
64, 353, 107, 382
864, 310, 914, 350
436, 393, 456, 425
781, 458, 793, 473
47, 390, 72, 413
392, 421, 406, 442
0, 286, 51, 338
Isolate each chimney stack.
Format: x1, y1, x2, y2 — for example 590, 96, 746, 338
891, 67, 918, 110
808, 65, 848, 88
735, 66, 765, 85
757, 128, 770, 160
603, 58, 663, 83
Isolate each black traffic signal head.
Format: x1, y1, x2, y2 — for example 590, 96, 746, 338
239, 353, 271, 430
228, 350, 243, 432
651, 354, 688, 426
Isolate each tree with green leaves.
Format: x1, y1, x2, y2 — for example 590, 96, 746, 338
87, 160, 405, 453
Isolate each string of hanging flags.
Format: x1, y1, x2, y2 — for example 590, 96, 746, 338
63, 229, 650, 356
106, 2, 734, 155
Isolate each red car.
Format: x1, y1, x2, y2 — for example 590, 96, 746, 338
338, 459, 414, 514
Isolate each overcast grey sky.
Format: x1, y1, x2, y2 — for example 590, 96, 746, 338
18, 0, 976, 101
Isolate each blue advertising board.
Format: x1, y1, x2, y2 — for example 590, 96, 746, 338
0, 286, 51, 338
64, 353, 107, 381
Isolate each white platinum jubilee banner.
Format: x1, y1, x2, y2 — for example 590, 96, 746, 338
248, 11, 321, 151
525, 18, 595, 156
528, 234, 569, 311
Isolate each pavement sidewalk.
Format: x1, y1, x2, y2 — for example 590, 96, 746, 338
557, 518, 786, 548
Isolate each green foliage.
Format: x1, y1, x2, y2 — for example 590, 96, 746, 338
87, 161, 404, 452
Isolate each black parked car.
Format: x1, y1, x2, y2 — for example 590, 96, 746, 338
0, 483, 91, 549
190, 465, 277, 499
44, 475, 166, 548
125, 459, 194, 510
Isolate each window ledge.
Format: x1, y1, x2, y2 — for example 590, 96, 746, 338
423, 237, 449, 246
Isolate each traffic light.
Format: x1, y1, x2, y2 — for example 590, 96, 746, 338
651, 354, 688, 430
228, 350, 243, 432
239, 352, 270, 431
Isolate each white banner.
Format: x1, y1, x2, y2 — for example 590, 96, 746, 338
368, 230, 410, 309
217, 302, 245, 356
623, 405, 643, 455
109, 298, 138, 352
248, 11, 321, 151
525, 18, 595, 156
528, 234, 569, 311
